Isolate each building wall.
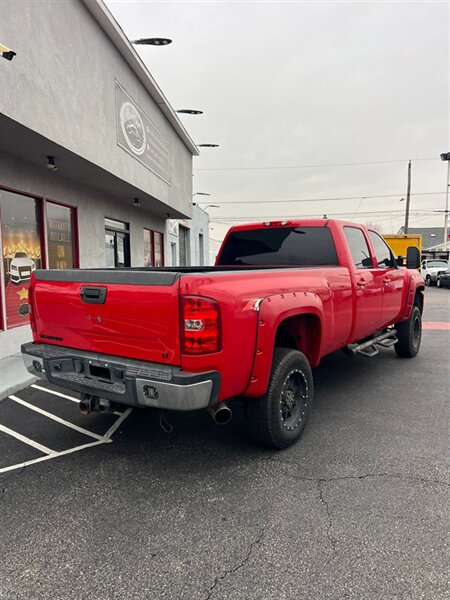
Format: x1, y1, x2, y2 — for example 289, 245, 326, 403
164, 207, 210, 266
0, 0, 192, 216
189, 206, 210, 266
0, 152, 166, 268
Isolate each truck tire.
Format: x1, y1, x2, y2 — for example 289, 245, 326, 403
395, 305, 422, 358
244, 348, 313, 449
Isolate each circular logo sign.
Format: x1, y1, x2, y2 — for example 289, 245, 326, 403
120, 101, 146, 156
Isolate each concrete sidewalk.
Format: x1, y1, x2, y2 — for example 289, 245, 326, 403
0, 353, 37, 401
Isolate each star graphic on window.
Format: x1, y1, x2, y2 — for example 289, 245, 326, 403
17, 288, 29, 301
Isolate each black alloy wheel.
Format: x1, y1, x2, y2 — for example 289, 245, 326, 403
244, 348, 313, 449
395, 305, 422, 358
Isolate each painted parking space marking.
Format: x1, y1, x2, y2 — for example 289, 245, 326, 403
9, 394, 105, 441
30, 384, 81, 404
0, 382, 133, 474
31, 383, 123, 416
0, 423, 54, 455
423, 322, 450, 330
0, 408, 132, 474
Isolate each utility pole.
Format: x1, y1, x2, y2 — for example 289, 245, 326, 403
441, 153, 450, 251
445, 160, 449, 251
404, 160, 411, 234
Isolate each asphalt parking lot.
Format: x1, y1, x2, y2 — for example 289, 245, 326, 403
0, 287, 448, 600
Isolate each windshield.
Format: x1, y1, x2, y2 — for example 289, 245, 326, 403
427, 261, 448, 268
14, 252, 28, 258
217, 226, 339, 266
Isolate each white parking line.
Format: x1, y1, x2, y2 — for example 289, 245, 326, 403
0, 408, 133, 475
30, 384, 123, 416
9, 395, 104, 441
0, 439, 106, 474
30, 384, 80, 403
0, 424, 54, 455
102, 408, 132, 438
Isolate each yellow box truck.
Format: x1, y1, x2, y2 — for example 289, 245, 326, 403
383, 234, 422, 260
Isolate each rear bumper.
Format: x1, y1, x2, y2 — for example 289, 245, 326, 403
21, 343, 220, 411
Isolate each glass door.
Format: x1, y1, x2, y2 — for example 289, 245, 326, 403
104, 218, 130, 268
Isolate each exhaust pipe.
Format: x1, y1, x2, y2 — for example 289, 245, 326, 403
208, 402, 232, 425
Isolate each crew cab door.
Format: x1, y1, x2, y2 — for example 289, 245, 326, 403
368, 230, 404, 326
343, 226, 383, 341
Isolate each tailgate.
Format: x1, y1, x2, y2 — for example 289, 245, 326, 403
31, 269, 182, 366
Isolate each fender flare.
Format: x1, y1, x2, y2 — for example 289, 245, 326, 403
244, 291, 324, 398
399, 273, 425, 322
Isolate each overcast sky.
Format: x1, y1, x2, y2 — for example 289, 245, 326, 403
106, 0, 449, 251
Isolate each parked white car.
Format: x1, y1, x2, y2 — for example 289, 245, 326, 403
421, 259, 450, 286
10, 252, 36, 285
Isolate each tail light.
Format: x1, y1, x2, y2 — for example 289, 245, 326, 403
181, 296, 221, 355
28, 283, 36, 333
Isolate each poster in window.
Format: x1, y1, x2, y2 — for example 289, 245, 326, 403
47, 202, 74, 269
0, 190, 42, 329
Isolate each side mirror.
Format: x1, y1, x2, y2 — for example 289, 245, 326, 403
406, 246, 420, 269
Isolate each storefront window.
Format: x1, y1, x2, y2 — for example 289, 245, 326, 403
46, 202, 76, 269
0, 189, 43, 329
154, 231, 164, 267
143, 229, 153, 267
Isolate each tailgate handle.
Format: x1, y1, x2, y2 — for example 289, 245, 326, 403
80, 286, 107, 304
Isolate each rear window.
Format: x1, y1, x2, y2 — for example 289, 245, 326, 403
217, 226, 338, 266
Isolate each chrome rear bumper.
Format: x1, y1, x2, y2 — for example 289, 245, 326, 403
22, 343, 220, 411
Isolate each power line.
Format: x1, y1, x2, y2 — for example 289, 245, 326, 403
195, 158, 437, 172
210, 209, 441, 222
202, 191, 444, 205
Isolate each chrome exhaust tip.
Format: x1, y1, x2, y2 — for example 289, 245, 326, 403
208, 402, 232, 425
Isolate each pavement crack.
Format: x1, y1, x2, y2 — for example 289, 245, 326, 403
204, 525, 266, 600
262, 457, 449, 487
317, 479, 337, 553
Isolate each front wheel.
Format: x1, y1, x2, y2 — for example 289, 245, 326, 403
244, 348, 313, 449
395, 305, 422, 358
436, 278, 442, 288
425, 275, 431, 286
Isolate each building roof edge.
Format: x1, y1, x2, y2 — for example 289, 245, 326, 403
82, 0, 199, 156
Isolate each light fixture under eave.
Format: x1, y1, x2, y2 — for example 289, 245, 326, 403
131, 38, 172, 46
46, 156, 57, 171
0, 42, 16, 61
177, 109, 203, 115
134, 198, 141, 207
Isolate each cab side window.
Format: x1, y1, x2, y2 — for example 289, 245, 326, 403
343, 227, 373, 269
368, 231, 395, 268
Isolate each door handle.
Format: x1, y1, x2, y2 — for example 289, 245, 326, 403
383, 277, 390, 286
80, 287, 107, 304
356, 279, 366, 288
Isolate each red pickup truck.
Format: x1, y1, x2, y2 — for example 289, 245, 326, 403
22, 219, 424, 448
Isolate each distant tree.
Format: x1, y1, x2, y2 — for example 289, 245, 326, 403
365, 221, 382, 232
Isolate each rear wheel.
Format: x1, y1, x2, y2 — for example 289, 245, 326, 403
244, 348, 313, 449
395, 305, 422, 358
436, 278, 442, 288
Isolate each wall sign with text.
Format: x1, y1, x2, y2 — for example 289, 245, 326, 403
115, 81, 171, 184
